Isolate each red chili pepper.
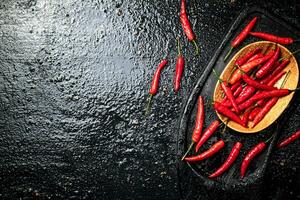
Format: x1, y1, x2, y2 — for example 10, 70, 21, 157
222, 85, 256, 107
260, 60, 289, 85
195, 120, 220, 153
242, 74, 276, 90
209, 142, 243, 178
222, 81, 242, 102
180, 0, 199, 55
229, 51, 274, 84
248, 107, 261, 121
240, 142, 266, 178
238, 89, 290, 111
277, 129, 300, 148
235, 47, 262, 66
185, 140, 225, 162
241, 107, 252, 127
222, 85, 243, 105
145, 59, 168, 115
224, 17, 258, 61
255, 71, 287, 107
220, 82, 240, 113
174, 38, 185, 92
181, 96, 205, 160
247, 53, 264, 63
256, 47, 280, 78
251, 97, 278, 128
250, 32, 294, 45
214, 102, 246, 127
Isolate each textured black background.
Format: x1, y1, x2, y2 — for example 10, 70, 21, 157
0, 0, 299, 199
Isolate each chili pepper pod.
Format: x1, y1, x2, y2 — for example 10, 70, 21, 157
260, 60, 290, 85
145, 59, 168, 115
181, 96, 205, 160
277, 129, 300, 148
222, 85, 243, 105
250, 32, 294, 45
209, 142, 243, 178
214, 102, 246, 127
229, 50, 274, 85
180, 0, 199, 55
242, 74, 277, 90
195, 120, 220, 153
256, 47, 280, 79
224, 17, 257, 61
174, 38, 185, 92
248, 107, 261, 121
185, 140, 225, 163
240, 142, 266, 178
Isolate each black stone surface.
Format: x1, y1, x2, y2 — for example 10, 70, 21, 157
0, 0, 299, 199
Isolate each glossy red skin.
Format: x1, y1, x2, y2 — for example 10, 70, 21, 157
249, 107, 261, 121
221, 81, 242, 103
229, 50, 274, 85
222, 85, 243, 105
260, 60, 290, 85
185, 140, 225, 162
247, 53, 264, 63
223, 86, 256, 108
195, 120, 220, 152
221, 82, 240, 113
242, 74, 277, 90
209, 142, 243, 178
191, 96, 205, 143
214, 102, 246, 127
174, 56, 185, 92
235, 47, 262, 66
250, 32, 294, 45
180, 0, 195, 41
277, 129, 300, 148
256, 47, 280, 78
231, 17, 257, 47
251, 97, 278, 128
238, 89, 290, 111
241, 108, 252, 127
149, 59, 168, 95
240, 142, 266, 178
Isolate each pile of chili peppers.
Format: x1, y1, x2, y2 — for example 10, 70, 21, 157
181, 15, 300, 179
143, 2, 300, 179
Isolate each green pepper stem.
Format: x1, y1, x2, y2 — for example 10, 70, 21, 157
177, 37, 182, 56
224, 46, 233, 61
192, 40, 200, 56
278, 48, 300, 62
145, 94, 153, 116
181, 142, 195, 161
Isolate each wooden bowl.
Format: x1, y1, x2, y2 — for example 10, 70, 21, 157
213, 41, 299, 133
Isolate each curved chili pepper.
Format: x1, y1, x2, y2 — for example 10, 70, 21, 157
250, 32, 294, 45
222, 85, 256, 107
235, 47, 262, 66
229, 51, 274, 84
181, 96, 205, 160
247, 53, 264, 63
185, 140, 225, 162
251, 97, 279, 128
145, 59, 168, 115
209, 142, 243, 178
222, 85, 243, 105
277, 129, 300, 148
195, 120, 220, 153
238, 89, 290, 111
180, 0, 199, 55
222, 81, 242, 102
214, 102, 246, 127
248, 107, 261, 121
256, 47, 280, 78
255, 71, 286, 107
242, 74, 276, 90
241, 107, 253, 127
240, 142, 266, 178
224, 17, 257, 61
260, 60, 289, 85
220, 82, 240, 113
174, 38, 185, 92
